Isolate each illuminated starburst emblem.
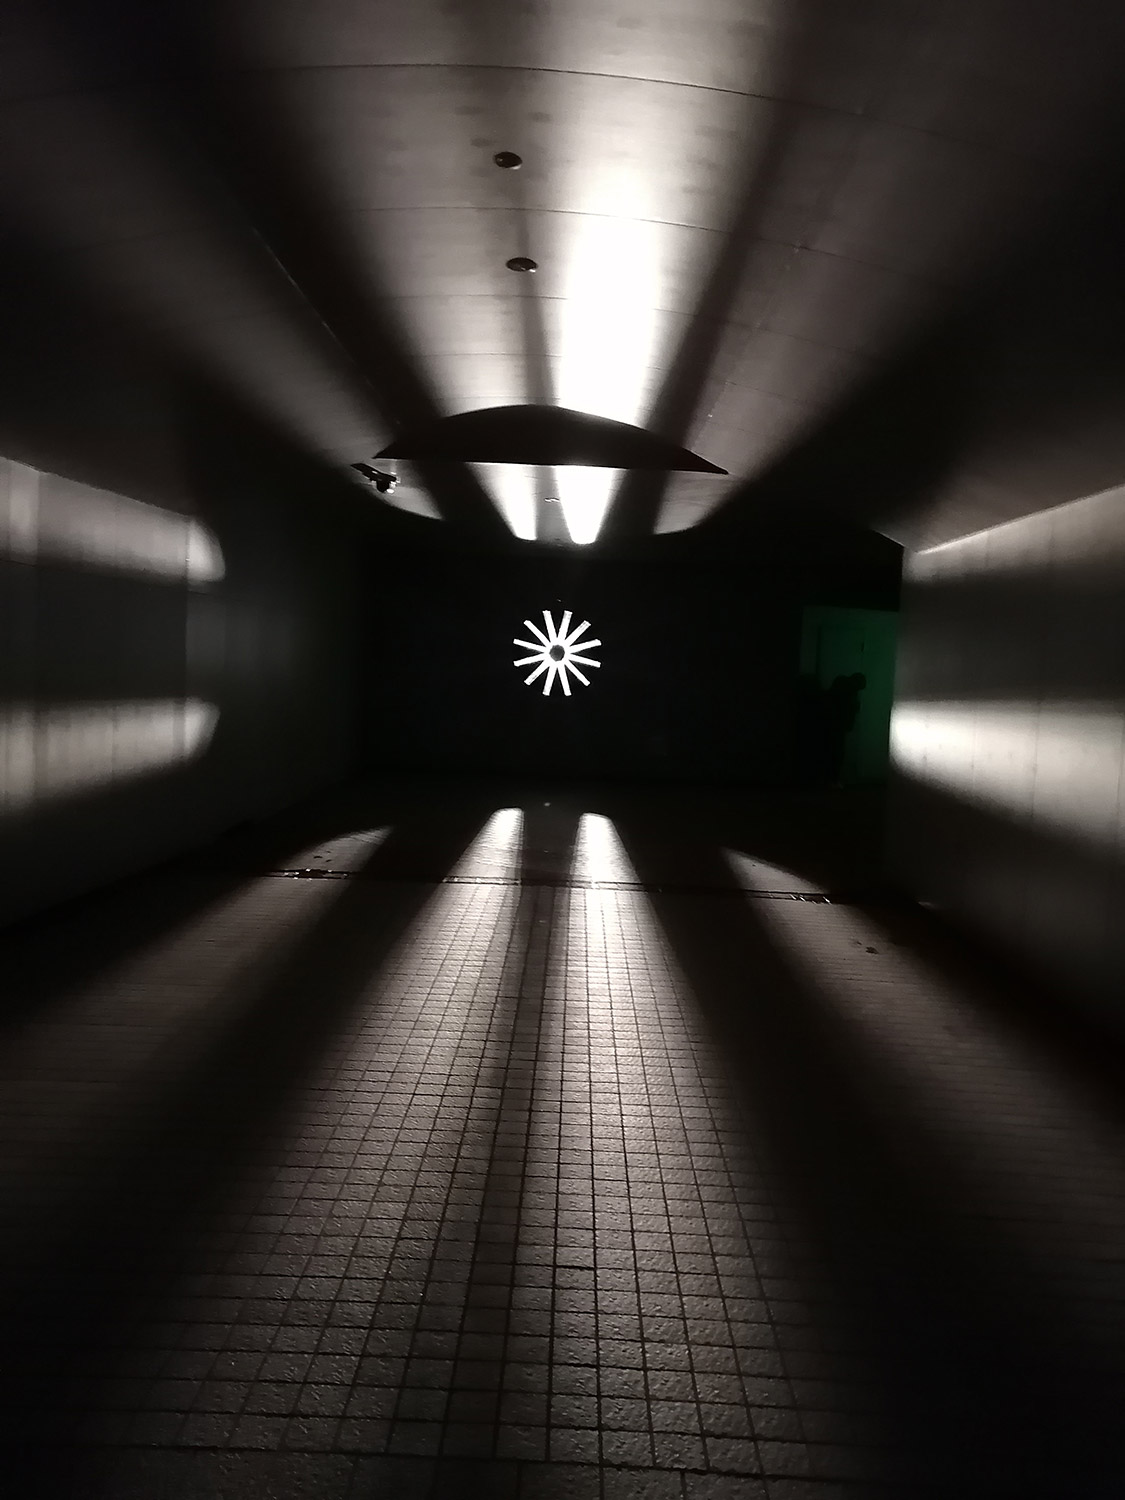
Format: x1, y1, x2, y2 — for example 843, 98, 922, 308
513, 610, 602, 696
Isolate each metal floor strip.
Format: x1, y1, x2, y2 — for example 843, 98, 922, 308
265, 868, 854, 902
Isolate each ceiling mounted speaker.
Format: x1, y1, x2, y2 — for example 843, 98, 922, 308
375, 405, 727, 473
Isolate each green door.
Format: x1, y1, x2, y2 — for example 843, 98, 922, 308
800, 606, 898, 784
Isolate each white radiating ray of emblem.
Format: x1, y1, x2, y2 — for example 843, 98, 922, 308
513, 609, 602, 696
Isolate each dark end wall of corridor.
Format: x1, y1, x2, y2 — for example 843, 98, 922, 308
361, 521, 900, 785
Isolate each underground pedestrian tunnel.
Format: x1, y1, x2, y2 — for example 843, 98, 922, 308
1, 3, 1125, 1496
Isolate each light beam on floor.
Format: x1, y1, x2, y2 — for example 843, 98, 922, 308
572, 813, 638, 884
447, 807, 525, 881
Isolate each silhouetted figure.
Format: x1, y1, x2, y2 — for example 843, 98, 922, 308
795, 672, 868, 787
822, 672, 867, 786
794, 673, 825, 785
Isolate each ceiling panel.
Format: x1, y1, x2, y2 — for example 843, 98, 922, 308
753, 247, 928, 356
0, 77, 387, 463
4, 0, 1123, 546
715, 331, 872, 411
873, 0, 1125, 163
806, 118, 1066, 280
652, 473, 738, 534
348, 206, 718, 425
234, 0, 790, 96
247, 66, 776, 229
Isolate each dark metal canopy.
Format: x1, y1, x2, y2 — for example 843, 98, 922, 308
375, 405, 727, 473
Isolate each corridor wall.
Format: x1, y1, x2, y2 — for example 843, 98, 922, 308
889, 485, 1125, 1026
0, 442, 363, 927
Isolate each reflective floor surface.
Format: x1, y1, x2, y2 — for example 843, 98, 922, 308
0, 777, 1122, 1498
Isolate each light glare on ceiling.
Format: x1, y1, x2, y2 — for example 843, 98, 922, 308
556, 217, 661, 427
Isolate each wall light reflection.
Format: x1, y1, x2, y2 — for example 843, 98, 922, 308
1, 458, 224, 583
891, 699, 1125, 850
0, 698, 219, 812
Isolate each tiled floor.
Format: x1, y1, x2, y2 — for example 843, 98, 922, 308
1, 780, 1123, 1498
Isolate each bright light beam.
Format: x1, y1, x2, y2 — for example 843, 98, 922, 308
572, 813, 638, 884
891, 699, 1125, 851
554, 466, 619, 546
2, 457, 224, 583
0, 698, 219, 813
556, 218, 661, 426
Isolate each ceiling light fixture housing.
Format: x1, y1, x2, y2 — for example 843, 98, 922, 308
350, 462, 399, 494
377, 404, 727, 473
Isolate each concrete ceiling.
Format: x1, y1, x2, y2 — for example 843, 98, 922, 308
3, 0, 1124, 550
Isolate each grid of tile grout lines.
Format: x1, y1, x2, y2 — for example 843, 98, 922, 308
10, 874, 884, 1500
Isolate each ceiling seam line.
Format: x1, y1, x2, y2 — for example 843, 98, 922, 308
221, 61, 1080, 165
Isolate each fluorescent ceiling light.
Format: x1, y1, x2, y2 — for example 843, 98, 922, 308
553, 465, 618, 545
471, 463, 537, 540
